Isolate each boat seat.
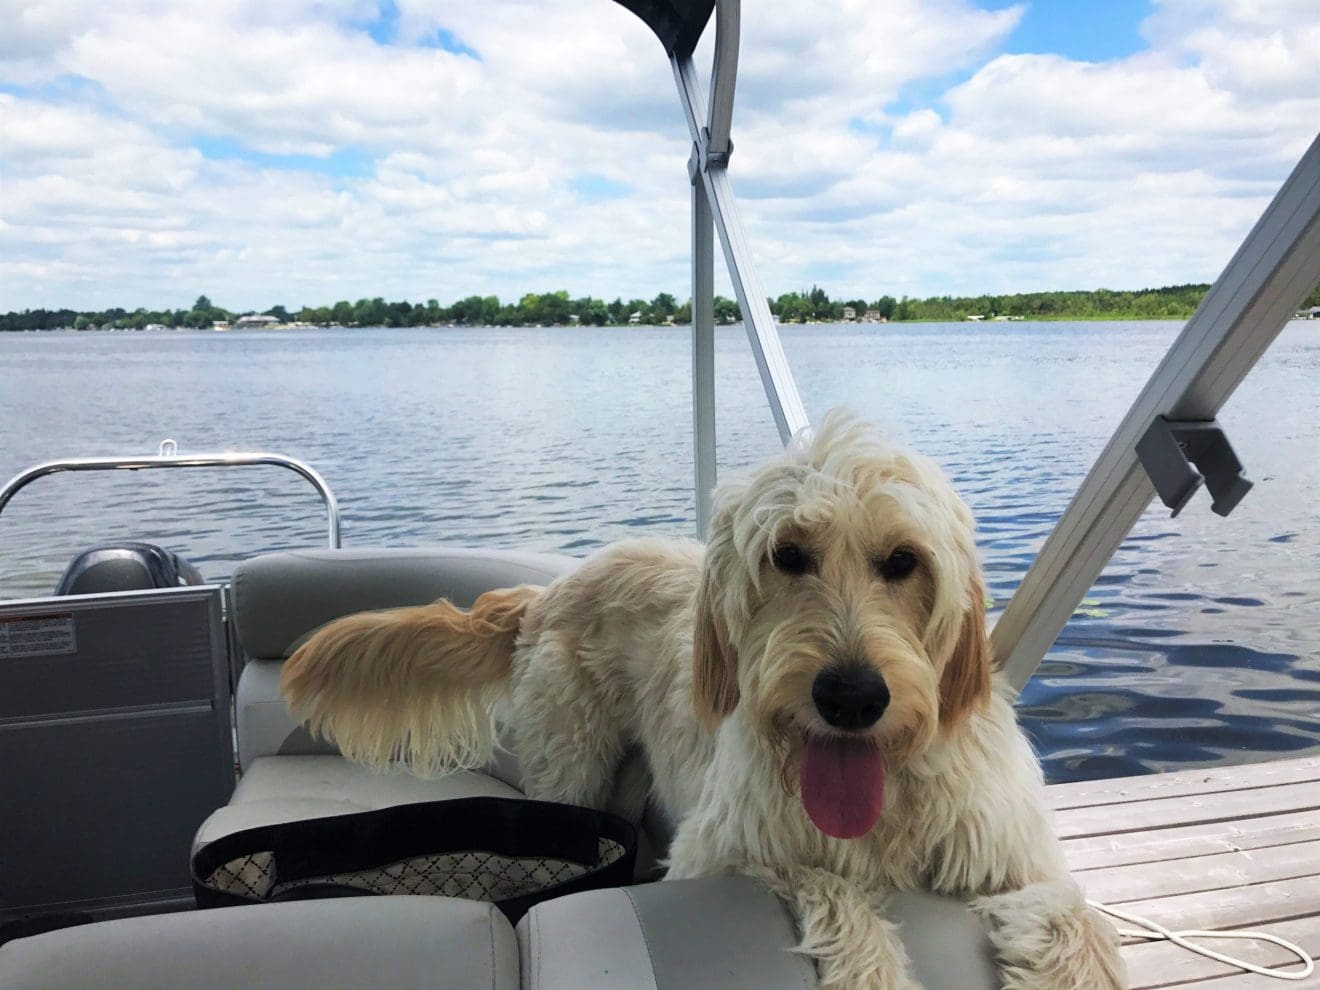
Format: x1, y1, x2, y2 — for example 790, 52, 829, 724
196, 548, 684, 857
225, 547, 580, 776
192, 755, 523, 851
0, 877, 1000, 990
200, 547, 577, 832
0, 896, 517, 990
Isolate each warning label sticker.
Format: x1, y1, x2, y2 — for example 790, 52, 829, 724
0, 613, 78, 658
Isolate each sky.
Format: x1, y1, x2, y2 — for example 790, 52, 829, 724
1, 0, 1318, 313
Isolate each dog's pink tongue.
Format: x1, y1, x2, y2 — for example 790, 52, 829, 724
800, 736, 886, 839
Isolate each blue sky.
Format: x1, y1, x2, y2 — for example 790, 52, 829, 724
1, 0, 1316, 311
998, 0, 1150, 62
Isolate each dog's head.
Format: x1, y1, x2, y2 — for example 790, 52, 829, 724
693, 409, 992, 839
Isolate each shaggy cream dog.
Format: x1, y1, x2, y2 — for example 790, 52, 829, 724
282, 411, 1124, 990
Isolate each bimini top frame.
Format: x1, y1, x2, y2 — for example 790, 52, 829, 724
614, 0, 810, 534
616, 0, 1319, 688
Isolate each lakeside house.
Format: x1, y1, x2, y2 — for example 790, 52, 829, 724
842, 306, 856, 321
234, 314, 280, 329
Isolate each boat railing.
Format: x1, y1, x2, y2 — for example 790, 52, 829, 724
0, 441, 343, 549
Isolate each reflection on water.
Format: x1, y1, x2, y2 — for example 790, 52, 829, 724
2, 320, 1318, 783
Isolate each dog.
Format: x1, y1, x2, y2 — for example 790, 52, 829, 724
281, 410, 1125, 990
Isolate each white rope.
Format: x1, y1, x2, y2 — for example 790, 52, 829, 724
1089, 900, 1314, 981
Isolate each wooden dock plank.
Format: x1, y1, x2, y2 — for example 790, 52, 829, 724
1076, 838, 1320, 903
1104, 874, 1320, 932
1051, 778, 1320, 840
1156, 963, 1320, 989
1047, 756, 1320, 988
1047, 756, 1320, 812
1062, 809, 1320, 872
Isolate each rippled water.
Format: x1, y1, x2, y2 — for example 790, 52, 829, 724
2, 321, 1317, 783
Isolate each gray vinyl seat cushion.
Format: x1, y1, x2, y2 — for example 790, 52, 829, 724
519, 876, 1001, 990
0, 896, 517, 990
193, 754, 524, 849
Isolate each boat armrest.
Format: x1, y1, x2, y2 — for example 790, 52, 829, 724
0, 897, 518, 990
518, 877, 1001, 989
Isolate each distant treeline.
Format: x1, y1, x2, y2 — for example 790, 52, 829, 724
4, 283, 1319, 332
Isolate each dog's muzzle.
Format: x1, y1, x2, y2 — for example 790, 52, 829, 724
811, 664, 890, 731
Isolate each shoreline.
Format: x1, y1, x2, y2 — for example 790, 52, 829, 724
5, 315, 1319, 333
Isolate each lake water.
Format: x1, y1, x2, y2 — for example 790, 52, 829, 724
2, 321, 1317, 784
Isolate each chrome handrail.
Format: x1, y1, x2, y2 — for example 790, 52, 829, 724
0, 443, 342, 548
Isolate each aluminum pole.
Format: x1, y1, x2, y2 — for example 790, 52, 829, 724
672, 54, 809, 444
692, 156, 718, 537
995, 134, 1320, 691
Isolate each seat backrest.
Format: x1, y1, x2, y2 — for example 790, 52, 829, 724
227, 546, 680, 864
229, 547, 578, 782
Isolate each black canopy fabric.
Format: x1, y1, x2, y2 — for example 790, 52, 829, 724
611, 0, 715, 57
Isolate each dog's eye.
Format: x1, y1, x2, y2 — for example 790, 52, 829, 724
770, 542, 812, 576
876, 547, 918, 581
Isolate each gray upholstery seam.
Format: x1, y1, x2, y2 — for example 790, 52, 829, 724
531, 901, 541, 990
778, 891, 815, 990
622, 889, 662, 990
232, 566, 249, 649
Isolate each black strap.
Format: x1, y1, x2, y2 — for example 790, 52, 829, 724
192, 797, 637, 922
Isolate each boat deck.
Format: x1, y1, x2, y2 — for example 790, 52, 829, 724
1050, 755, 1320, 988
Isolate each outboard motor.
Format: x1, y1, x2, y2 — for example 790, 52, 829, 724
54, 542, 204, 596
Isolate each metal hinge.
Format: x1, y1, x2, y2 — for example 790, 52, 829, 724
1136, 417, 1254, 517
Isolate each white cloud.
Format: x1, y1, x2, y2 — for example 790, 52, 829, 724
1, 0, 1317, 312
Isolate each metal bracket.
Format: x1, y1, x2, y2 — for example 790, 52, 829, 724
1136, 417, 1253, 518
690, 129, 733, 183
703, 129, 732, 170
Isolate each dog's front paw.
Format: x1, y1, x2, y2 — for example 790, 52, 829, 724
972, 881, 1125, 990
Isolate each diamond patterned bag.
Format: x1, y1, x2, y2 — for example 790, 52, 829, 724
191, 797, 637, 922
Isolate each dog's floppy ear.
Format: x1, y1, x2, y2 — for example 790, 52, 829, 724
939, 577, 993, 728
693, 565, 739, 724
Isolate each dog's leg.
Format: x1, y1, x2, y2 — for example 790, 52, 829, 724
971, 880, 1125, 990
753, 866, 924, 990
505, 636, 631, 812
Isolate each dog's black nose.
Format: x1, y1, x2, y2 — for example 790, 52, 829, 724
812, 665, 890, 731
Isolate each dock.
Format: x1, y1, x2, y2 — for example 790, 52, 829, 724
1051, 755, 1320, 987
